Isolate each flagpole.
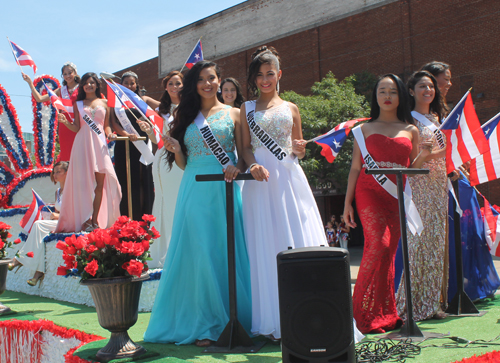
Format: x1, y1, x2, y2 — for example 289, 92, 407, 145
6, 37, 24, 74
179, 37, 202, 73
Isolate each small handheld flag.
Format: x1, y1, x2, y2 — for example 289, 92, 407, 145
440, 91, 489, 174
183, 39, 203, 71
8, 39, 37, 74
469, 112, 500, 186
483, 197, 500, 257
44, 83, 73, 123
19, 189, 46, 233
310, 118, 369, 163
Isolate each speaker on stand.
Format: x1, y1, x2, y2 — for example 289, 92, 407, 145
277, 247, 355, 363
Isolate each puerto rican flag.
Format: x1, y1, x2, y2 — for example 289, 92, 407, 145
9, 40, 37, 74
44, 83, 73, 123
440, 91, 489, 174
311, 118, 369, 163
111, 82, 164, 148
482, 197, 500, 257
469, 112, 500, 186
105, 80, 135, 109
185, 39, 203, 70
19, 189, 46, 233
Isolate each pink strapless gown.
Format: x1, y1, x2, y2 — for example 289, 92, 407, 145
56, 102, 121, 232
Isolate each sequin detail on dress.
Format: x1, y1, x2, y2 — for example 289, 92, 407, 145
251, 102, 293, 155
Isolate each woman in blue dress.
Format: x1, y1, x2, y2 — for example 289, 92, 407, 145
144, 61, 251, 347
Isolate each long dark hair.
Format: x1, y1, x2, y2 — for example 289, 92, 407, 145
369, 74, 413, 124
407, 71, 443, 122
247, 45, 281, 98
166, 61, 221, 169
158, 71, 183, 116
421, 61, 451, 113
61, 64, 80, 86
76, 73, 102, 101
217, 77, 245, 108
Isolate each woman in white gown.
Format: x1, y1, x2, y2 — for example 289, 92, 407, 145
141, 71, 184, 268
8, 161, 68, 286
240, 46, 327, 340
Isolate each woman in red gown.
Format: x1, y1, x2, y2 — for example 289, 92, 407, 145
343, 74, 433, 334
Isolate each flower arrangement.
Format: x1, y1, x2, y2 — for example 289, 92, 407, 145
56, 215, 160, 280
0, 221, 21, 259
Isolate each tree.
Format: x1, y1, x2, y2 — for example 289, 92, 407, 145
281, 72, 370, 193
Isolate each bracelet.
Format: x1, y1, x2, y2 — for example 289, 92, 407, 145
249, 163, 258, 170
146, 130, 153, 136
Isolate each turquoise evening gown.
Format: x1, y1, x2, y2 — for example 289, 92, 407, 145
144, 107, 252, 345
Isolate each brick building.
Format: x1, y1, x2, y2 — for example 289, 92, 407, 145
115, 0, 500, 219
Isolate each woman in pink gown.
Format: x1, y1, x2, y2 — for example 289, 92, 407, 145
55, 72, 121, 233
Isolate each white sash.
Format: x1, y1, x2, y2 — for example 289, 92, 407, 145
194, 111, 234, 168
352, 126, 423, 235
60, 85, 76, 121
114, 107, 155, 165
245, 101, 295, 164
411, 111, 445, 149
76, 101, 107, 145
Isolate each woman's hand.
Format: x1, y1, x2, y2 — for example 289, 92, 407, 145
223, 165, 240, 183
292, 139, 306, 158
138, 120, 153, 135
50, 212, 60, 220
58, 113, 69, 125
107, 132, 117, 141
249, 163, 269, 182
127, 133, 138, 142
343, 204, 357, 229
163, 136, 181, 153
419, 139, 434, 156
21, 72, 33, 85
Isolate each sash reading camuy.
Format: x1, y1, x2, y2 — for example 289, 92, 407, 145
194, 111, 234, 168
245, 101, 289, 161
352, 126, 423, 235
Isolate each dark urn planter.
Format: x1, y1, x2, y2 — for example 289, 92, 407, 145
81, 273, 149, 361
0, 259, 13, 315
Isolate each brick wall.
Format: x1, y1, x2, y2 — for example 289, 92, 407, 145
116, 0, 500, 203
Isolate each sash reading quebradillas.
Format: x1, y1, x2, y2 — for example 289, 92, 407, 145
245, 101, 295, 164
194, 111, 234, 168
352, 126, 423, 235
76, 101, 107, 145
114, 107, 155, 165
411, 111, 446, 149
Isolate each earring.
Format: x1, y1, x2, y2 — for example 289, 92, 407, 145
276, 81, 280, 93
218, 86, 221, 93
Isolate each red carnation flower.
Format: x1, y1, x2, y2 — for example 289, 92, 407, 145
85, 244, 98, 254
0, 241, 4, 249
141, 240, 150, 251
6, 233, 12, 239
26, 252, 34, 258
122, 260, 144, 277
142, 214, 156, 223
56, 240, 67, 250
0, 222, 12, 230
73, 235, 88, 250
150, 226, 160, 239
57, 266, 68, 276
13, 238, 21, 244
84, 259, 99, 276
118, 241, 144, 257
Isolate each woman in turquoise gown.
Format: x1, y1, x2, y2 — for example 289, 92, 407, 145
144, 61, 251, 347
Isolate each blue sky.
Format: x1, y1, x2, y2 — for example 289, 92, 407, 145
1, 0, 244, 132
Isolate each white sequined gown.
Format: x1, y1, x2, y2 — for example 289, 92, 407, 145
241, 101, 327, 339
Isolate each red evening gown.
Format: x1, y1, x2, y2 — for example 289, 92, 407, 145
353, 134, 412, 334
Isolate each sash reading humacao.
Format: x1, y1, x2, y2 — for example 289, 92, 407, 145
352, 126, 423, 235
194, 111, 234, 168
114, 107, 155, 165
411, 111, 446, 149
245, 101, 292, 162
76, 101, 107, 145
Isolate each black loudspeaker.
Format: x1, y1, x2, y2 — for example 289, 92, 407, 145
277, 247, 355, 363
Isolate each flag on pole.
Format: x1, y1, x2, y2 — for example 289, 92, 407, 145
19, 189, 46, 233
483, 197, 500, 257
9, 40, 37, 74
310, 118, 369, 163
106, 81, 164, 148
185, 39, 203, 70
469, 112, 500, 186
440, 91, 489, 174
44, 83, 72, 122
